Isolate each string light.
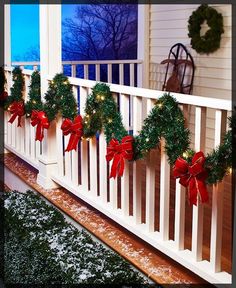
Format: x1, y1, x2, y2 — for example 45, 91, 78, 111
101, 95, 105, 101
32, 100, 36, 104
93, 110, 96, 114
182, 151, 188, 158
228, 167, 232, 174
158, 103, 163, 108
108, 118, 112, 123
146, 138, 149, 142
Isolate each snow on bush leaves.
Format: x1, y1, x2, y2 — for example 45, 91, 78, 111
4, 191, 146, 285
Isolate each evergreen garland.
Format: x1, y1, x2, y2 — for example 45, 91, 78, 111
44, 74, 77, 122
83, 83, 127, 141
82, 83, 232, 184
205, 116, 233, 184
25, 70, 43, 117
188, 4, 224, 54
5, 67, 25, 108
134, 94, 190, 164
4, 69, 232, 185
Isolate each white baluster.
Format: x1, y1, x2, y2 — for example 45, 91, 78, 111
175, 181, 186, 250
84, 64, 89, 79
145, 99, 156, 232
95, 64, 100, 81
99, 132, 107, 202
89, 136, 98, 196
107, 64, 112, 83
80, 86, 89, 191
133, 96, 142, 224
64, 135, 72, 181
210, 109, 226, 272
160, 138, 170, 241
71, 64, 76, 77
119, 64, 124, 85
174, 103, 188, 250
120, 93, 130, 216
71, 85, 79, 186
192, 106, 206, 261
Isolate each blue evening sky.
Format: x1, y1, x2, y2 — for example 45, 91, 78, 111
11, 4, 76, 61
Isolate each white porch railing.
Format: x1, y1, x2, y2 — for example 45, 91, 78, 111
11, 59, 143, 87
4, 66, 232, 285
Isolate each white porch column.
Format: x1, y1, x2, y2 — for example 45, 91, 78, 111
137, 4, 149, 88
4, 4, 11, 67
37, 4, 62, 189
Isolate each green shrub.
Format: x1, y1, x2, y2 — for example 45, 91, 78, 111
4, 191, 147, 286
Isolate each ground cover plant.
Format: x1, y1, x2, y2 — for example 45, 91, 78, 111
4, 190, 147, 286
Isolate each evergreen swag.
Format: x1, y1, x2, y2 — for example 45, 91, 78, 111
188, 4, 224, 54
5, 67, 25, 127
25, 70, 43, 116
82, 83, 233, 185
44, 74, 77, 122
5, 68, 233, 185
5, 66, 25, 108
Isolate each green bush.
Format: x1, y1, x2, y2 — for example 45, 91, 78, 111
4, 191, 147, 286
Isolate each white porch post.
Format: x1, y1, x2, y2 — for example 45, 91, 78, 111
4, 4, 11, 67
137, 4, 149, 88
37, 4, 62, 189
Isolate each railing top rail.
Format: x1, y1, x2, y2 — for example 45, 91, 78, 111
4, 66, 231, 111
4, 66, 34, 76
11, 61, 40, 66
58, 75, 231, 111
11, 59, 143, 66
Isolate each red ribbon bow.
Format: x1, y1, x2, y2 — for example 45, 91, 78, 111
106, 135, 134, 179
31, 110, 50, 142
61, 115, 83, 152
173, 151, 208, 206
8, 101, 25, 127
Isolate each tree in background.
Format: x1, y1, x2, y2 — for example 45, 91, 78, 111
62, 3, 137, 61
16, 3, 138, 83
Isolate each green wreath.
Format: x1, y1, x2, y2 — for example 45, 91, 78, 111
188, 4, 224, 54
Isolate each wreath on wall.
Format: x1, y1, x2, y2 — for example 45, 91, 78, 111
6, 70, 233, 206
188, 4, 224, 54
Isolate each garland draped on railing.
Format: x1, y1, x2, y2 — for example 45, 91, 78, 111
5, 68, 233, 205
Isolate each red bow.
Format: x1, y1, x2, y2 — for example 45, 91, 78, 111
8, 101, 25, 127
106, 135, 134, 179
0, 91, 8, 101
61, 115, 83, 152
173, 151, 208, 206
31, 110, 50, 142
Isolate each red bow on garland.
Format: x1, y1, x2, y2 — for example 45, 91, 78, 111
173, 151, 208, 206
61, 115, 83, 152
8, 101, 25, 127
31, 110, 50, 142
106, 135, 134, 179
0, 91, 8, 101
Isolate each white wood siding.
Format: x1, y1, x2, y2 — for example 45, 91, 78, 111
149, 4, 232, 152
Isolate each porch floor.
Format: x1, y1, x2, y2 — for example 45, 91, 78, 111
3, 152, 211, 285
